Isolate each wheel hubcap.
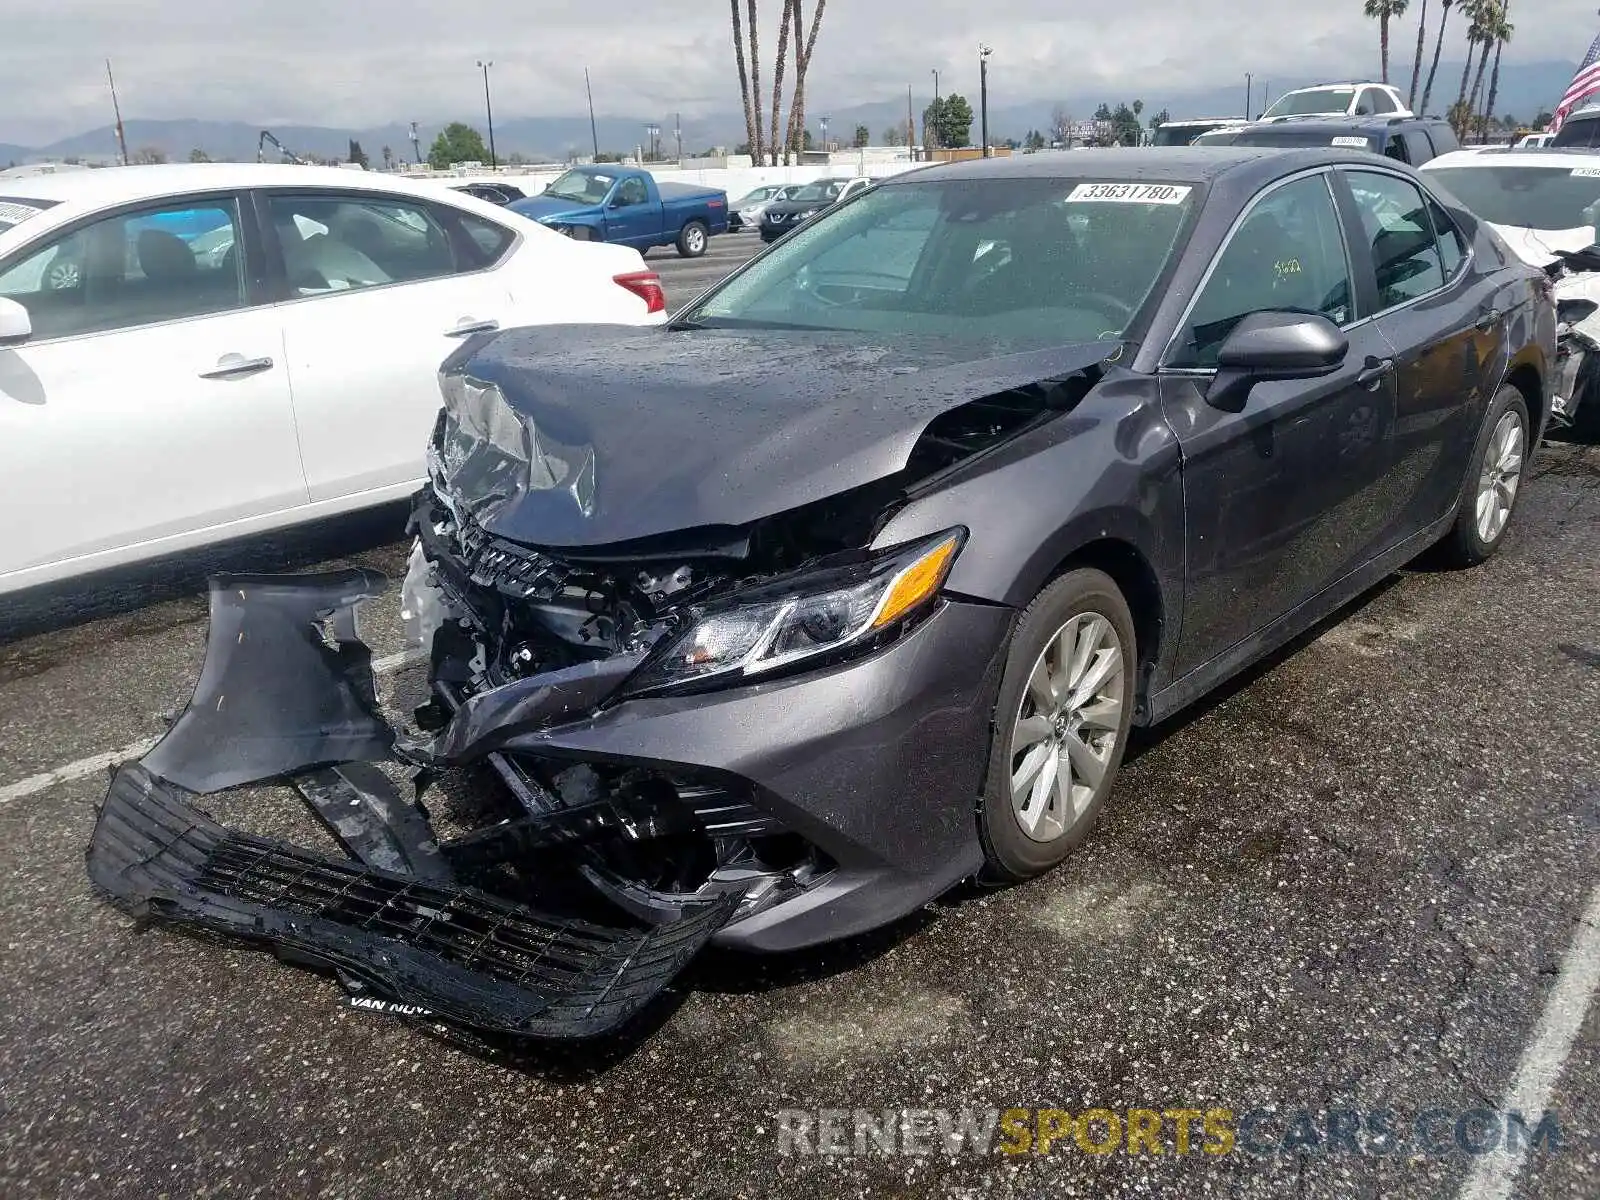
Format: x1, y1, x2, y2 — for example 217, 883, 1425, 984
1475, 410, 1525, 544
689, 229, 704, 251
1007, 613, 1125, 844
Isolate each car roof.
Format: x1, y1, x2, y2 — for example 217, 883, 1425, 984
0, 162, 476, 207
1423, 147, 1600, 170
891, 146, 1337, 184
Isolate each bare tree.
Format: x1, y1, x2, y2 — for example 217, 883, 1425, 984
730, 0, 757, 160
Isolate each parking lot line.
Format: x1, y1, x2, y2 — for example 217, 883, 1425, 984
1457, 884, 1600, 1200
0, 647, 425, 806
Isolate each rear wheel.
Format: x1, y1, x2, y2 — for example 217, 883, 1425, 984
978, 569, 1136, 882
676, 220, 709, 258
1435, 384, 1530, 567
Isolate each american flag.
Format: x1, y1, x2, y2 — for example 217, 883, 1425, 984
1553, 31, 1600, 131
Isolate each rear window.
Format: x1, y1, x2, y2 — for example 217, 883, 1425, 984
0, 196, 58, 235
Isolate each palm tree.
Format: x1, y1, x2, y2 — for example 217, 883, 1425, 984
1464, 1, 1502, 137
1455, 0, 1489, 134
1365, 0, 1411, 84
785, 0, 829, 162
1482, 0, 1514, 137
747, 0, 764, 163
730, 0, 757, 160
1420, 0, 1453, 114
1408, 0, 1429, 109
768, 0, 794, 164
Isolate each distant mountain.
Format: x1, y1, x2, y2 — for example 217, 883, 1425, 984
1, 60, 1575, 165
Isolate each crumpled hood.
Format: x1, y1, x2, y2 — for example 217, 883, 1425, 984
1488, 221, 1595, 268
508, 194, 600, 223
435, 326, 1120, 548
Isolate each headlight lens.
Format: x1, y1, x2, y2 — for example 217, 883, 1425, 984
626, 529, 964, 695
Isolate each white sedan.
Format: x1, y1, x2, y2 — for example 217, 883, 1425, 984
0, 162, 665, 595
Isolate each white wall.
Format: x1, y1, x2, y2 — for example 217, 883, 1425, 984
446, 156, 926, 200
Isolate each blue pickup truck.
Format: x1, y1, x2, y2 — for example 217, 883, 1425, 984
508, 166, 729, 258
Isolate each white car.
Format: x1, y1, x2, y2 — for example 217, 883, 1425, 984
0, 163, 665, 595
1422, 148, 1600, 433
1258, 82, 1413, 122
1516, 133, 1555, 149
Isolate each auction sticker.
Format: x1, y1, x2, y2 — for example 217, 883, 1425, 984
1066, 182, 1192, 204
1331, 136, 1371, 148
1571, 167, 1600, 178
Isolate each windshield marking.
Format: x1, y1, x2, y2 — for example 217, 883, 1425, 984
1066, 182, 1191, 205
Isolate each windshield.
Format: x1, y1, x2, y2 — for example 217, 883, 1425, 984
540, 170, 615, 203
735, 188, 777, 206
1263, 88, 1355, 118
1426, 165, 1600, 232
681, 177, 1200, 349
787, 182, 842, 203
1153, 123, 1232, 146
0, 196, 56, 235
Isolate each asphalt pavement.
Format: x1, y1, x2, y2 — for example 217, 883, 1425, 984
0, 265, 1597, 1196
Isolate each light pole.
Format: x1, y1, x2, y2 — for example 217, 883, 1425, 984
930, 69, 940, 149
1245, 72, 1253, 121
477, 60, 497, 168
584, 67, 600, 160
978, 45, 992, 157
819, 115, 829, 152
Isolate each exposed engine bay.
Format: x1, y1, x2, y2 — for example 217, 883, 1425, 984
1551, 245, 1600, 432
85, 349, 1105, 1041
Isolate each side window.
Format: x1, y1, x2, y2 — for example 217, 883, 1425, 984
266, 194, 456, 294
1369, 89, 1398, 115
615, 178, 649, 207
1169, 174, 1352, 369
1384, 138, 1409, 163
0, 198, 244, 341
1344, 170, 1446, 308
1404, 131, 1434, 164
455, 211, 516, 267
1425, 195, 1466, 279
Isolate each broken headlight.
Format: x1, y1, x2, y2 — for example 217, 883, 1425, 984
625, 529, 965, 695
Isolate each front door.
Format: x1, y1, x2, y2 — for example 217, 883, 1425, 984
602, 177, 659, 247
1160, 170, 1398, 675
0, 194, 305, 584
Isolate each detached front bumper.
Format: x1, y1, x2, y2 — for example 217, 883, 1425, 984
86, 565, 1009, 1038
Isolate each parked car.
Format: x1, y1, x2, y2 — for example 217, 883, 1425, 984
729, 183, 794, 230
1152, 117, 1248, 146
449, 180, 529, 206
89, 147, 1555, 1041
1551, 102, 1600, 149
1515, 133, 1555, 149
758, 176, 872, 242
1258, 82, 1413, 122
507, 165, 728, 257
1423, 146, 1600, 434
0, 163, 666, 596
1193, 114, 1460, 167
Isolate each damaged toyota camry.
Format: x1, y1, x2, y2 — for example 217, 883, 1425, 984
88, 148, 1556, 1041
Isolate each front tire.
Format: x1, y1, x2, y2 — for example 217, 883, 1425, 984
979, 569, 1136, 882
1436, 384, 1531, 567
676, 220, 708, 258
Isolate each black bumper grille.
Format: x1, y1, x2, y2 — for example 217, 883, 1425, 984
88, 764, 735, 1039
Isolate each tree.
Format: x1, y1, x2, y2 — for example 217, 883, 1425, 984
881, 126, 903, 146
1407, 0, 1429, 108
728, 1, 830, 165
382, 145, 394, 170
1050, 105, 1074, 146
730, 0, 758, 160
347, 139, 369, 169
1455, 0, 1495, 135
932, 94, 975, 147
784, 0, 829, 164
853, 123, 869, 147
427, 122, 488, 169
1025, 129, 1047, 151
1364, 0, 1410, 84
768, 0, 793, 162
1112, 103, 1143, 145
130, 146, 167, 164
188, 147, 211, 163
1148, 108, 1171, 129
1481, 0, 1514, 136
1420, 0, 1454, 114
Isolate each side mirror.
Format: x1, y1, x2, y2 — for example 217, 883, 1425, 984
1205, 311, 1348, 411
0, 296, 32, 347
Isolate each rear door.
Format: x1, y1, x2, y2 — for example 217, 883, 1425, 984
1160, 169, 1399, 673
263, 188, 523, 503
0, 192, 305, 586
1336, 167, 1495, 527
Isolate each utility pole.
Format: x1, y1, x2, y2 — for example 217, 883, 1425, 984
477, 61, 497, 168
979, 45, 993, 157
1245, 73, 1253, 120
409, 121, 422, 163
820, 115, 829, 152
907, 85, 915, 157
105, 59, 128, 166
675, 112, 682, 162
584, 67, 600, 160
930, 69, 940, 149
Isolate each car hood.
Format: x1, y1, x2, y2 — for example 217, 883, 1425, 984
509, 194, 600, 222
1486, 221, 1595, 268
434, 326, 1121, 548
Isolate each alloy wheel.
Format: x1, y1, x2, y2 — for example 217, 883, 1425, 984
1007, 612, 1125, 843
1475, 409, 1525, 545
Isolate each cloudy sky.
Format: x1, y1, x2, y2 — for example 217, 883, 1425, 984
2, 0, 1593, 143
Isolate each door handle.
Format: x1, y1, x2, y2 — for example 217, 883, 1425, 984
1476, 307, 1504, 332
445, 319, 499, 338
1356, 357, 1394, 390
198, 354, 274, 380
